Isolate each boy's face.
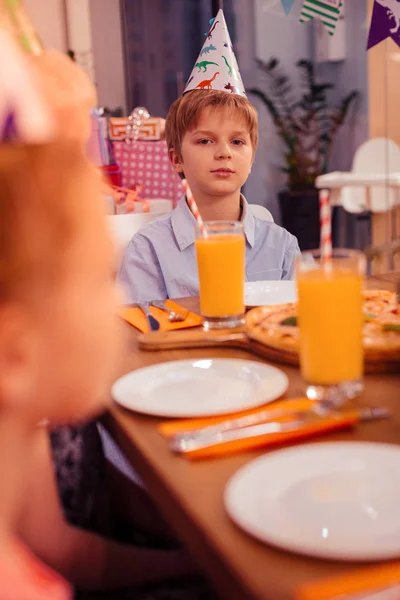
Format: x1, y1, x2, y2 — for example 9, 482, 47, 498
172, 106, 254, 199
33, 167, 123, 424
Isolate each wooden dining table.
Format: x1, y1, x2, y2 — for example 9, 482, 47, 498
105, 277, 400, 600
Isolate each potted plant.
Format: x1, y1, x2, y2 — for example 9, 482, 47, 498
248, 58, 359, 250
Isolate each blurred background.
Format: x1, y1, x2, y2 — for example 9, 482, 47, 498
25, 0, 400, 268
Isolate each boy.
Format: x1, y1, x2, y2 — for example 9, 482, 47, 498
118, 11, 299, 303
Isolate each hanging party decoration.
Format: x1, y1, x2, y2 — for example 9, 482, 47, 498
299, 0, 343, 35
367, 0, 400, 50
281, 0, 296, 15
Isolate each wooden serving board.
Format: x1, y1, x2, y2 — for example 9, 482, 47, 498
138, 327, 399, 374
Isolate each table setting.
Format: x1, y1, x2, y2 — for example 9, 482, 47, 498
109, 186, 400, 600
109, 288, 400, 600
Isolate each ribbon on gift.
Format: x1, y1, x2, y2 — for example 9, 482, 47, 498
299, 0, 343, 35
110, 184, 150, 213
367, 0, 400, 50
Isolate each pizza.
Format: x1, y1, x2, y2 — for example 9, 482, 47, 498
246, 289, 400, 362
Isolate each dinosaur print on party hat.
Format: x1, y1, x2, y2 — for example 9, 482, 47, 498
183, 9, 246, 97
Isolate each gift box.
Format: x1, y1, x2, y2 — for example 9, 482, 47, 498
109, 117, 165, 141
112, 140, 184, 206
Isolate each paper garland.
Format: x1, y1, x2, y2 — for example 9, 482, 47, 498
299, 0, 343, 36
367, 0, 400, 50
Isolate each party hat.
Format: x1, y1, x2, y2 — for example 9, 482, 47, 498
0, 29, 55, 142
183, 9, 246, 97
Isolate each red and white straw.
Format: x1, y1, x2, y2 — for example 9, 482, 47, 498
319, 189, 332, 267
182, 179, 206, 234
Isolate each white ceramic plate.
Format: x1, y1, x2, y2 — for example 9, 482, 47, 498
225, 442, 400, 561
245, 280, 297, 307
112, 358, 288, 418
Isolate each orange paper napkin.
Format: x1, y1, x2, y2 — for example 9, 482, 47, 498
120, 300, 202, 333
158, 398, 360, 460
296, 561, 400, 599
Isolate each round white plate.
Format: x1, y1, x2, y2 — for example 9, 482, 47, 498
245, 280, 297, 307
112, 358, 288, 418
225, 442, 400, 561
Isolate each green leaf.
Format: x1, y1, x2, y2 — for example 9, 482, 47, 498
281, 316, 297, 327
250, 57, 360, 191
383, 323, 400, 332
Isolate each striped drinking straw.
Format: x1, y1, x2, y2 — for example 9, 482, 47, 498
182, 178, 207, 235
319, 188, 333, 268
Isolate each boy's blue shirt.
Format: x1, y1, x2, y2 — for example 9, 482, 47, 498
117, 195, 300, 303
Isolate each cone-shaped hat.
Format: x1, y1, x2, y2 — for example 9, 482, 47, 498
183, 9, 245, 97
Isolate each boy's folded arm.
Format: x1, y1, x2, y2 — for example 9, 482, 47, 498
117, 234, 168, 303
282, 235, 301, 280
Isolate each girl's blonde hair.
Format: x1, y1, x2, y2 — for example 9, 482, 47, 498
0, 142, 94, 302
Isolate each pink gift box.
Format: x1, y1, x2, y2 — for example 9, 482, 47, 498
112, 140, 184, 207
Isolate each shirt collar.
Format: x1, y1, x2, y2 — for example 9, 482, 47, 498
171, 193, 255, 251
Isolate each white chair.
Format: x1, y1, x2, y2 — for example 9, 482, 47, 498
340, 138, 400, 214
249, 203, 274, 222
106, 212, 167, 256
134, 199, 173, 213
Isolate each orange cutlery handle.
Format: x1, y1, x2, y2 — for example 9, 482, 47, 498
187, 412, 360, 460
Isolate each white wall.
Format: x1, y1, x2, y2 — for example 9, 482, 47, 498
66, 0, 95, 82
89, 0, 126, 113
236, 0, 368, 223
24, 0, 66, 51
242, 0, 313, 221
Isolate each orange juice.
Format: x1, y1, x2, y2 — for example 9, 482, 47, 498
297, 268, 363, 385
195, 234, 245, 317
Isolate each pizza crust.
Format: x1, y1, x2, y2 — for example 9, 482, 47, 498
245, 290, 400, 362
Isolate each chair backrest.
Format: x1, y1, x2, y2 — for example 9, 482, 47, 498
249, 203, 274, 222
341, 138, 400, 213
107, 212, 166, 256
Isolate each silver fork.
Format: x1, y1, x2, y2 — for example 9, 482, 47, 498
136, 302, 160, 331
150, 300, 187, 323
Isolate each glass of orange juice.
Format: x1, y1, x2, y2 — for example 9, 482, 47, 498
296, 249, 366, 403
195, 221, 245, 330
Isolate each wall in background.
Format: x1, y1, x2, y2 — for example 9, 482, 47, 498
23, 0, 126, 112
242, 0, 369, 223
24, 0, 66, 51
317, 0, 369, 172
367, 0, 400, 270
89, 0, 126, 113
243, 0, 313, 221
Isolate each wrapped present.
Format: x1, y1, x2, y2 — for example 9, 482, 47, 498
112, 140, 184, 207
109, 116, 165, 141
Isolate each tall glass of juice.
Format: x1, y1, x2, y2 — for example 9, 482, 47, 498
296, 249, 366, 402
195, 221, 245, 330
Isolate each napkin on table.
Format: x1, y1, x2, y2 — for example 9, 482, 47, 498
120, 299, 202, 333
158, 398, 359, 460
